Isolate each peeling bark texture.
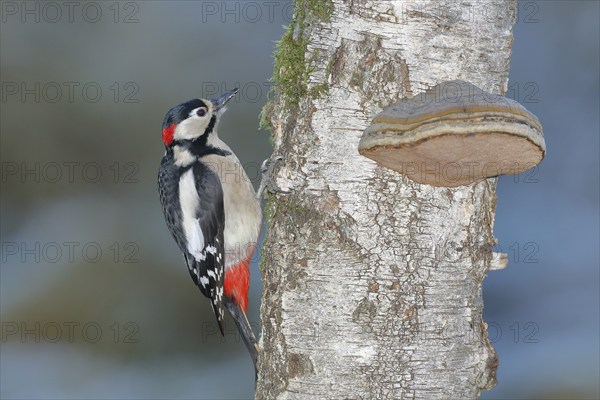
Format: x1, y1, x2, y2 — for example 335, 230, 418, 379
258, 1, 517, 399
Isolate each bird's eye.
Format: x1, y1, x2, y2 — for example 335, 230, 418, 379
196, 108, 207, 117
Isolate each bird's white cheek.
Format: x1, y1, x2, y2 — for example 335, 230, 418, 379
174, 118, 210, 140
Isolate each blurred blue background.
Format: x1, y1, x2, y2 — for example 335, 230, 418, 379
1, 1, 598, 399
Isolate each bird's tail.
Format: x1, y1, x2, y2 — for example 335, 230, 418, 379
223, 297, 258, 375
210, 301, 226, 336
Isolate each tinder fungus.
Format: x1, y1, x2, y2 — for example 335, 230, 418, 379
358, 80, 545, 187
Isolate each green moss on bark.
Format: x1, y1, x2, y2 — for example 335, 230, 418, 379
260, 0, 334, 132
258, 1, 334, 265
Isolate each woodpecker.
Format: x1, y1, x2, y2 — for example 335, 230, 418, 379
158, 88, 262, 370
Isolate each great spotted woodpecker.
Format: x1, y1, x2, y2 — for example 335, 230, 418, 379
158, 89, 262, 370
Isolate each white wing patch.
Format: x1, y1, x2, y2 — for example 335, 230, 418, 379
179, 169, 206, 261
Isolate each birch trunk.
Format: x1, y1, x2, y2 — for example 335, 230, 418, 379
258, 1, 517, 398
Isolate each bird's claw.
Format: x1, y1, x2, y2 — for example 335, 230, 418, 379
258, 155, 290, 199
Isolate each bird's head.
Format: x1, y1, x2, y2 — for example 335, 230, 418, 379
161, 88, 238, 147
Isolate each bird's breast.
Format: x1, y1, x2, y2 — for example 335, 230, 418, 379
200, 154, 262, 269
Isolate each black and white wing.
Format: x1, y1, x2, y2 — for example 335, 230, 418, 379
159, 154, 226, 332
181, 163, 226, 332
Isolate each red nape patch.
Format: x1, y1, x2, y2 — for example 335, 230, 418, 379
162, 124, 175, 146
224, 257, 251, 312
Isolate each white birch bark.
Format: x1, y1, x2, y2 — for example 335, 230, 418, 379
258, 1, 517, 399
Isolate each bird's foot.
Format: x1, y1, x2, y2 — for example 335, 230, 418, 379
257, 155, 290, 199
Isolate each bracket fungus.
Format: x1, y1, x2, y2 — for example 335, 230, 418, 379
358, 80, 545, 187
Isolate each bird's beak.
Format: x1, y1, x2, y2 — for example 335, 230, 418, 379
211, 88, 239, 111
